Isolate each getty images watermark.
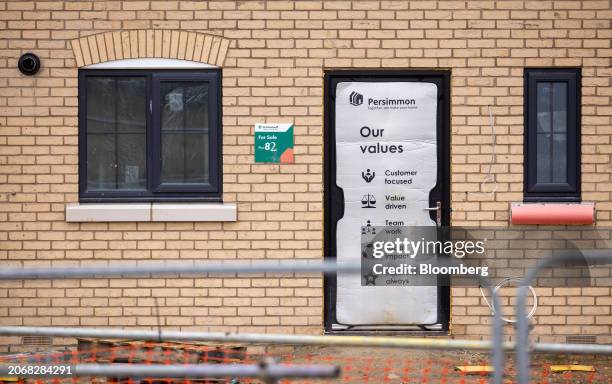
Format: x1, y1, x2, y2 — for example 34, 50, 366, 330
359, 226, 612, 287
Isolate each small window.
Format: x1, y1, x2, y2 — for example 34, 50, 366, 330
524, 68, 580, 202
78, 70, 222, 202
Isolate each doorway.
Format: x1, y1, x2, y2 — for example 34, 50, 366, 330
323, 70, 451, 333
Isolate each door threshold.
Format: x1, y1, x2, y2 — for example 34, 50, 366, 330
325, 324, 449, 336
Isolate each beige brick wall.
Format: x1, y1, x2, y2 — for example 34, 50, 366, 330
1, 0, 611, 349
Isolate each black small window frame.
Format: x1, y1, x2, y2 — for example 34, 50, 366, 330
524, 68, 581, 202
78, 69, 222, 203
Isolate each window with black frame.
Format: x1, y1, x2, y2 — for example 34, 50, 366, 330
524, 68, 581, 202
78, 70, 222, 202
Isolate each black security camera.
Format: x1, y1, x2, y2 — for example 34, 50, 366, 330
18, 53, 41, 75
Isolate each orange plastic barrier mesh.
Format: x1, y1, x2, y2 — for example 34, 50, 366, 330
0, 340, 608, 384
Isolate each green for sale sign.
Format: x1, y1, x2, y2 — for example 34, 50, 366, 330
254, 123, 294, 163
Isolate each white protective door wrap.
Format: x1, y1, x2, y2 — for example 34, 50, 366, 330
335, 81, 439, 325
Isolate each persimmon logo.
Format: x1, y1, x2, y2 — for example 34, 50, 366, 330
349, 91, 363, 106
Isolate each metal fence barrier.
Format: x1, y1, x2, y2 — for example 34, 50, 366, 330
516, 251, 612, 384
0, 260, 507, 384
0, 363, 340, 384
1, 257, 611, 383
2, 325, 611, 354
0, 260, 359, 280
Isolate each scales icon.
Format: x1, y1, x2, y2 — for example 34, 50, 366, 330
361, 194, 376, 208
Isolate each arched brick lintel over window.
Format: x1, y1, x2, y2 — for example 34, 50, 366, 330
70, 30, 232, 68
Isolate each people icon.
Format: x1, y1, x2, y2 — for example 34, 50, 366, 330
361, 220, 376, 235
362, 169, 375, 183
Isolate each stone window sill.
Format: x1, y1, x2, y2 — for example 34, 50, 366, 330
65, 203, 237, 222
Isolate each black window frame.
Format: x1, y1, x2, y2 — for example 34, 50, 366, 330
523, 68, 581, 202
78, 69, 222, 203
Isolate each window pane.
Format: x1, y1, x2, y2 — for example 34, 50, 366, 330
161, 86, 184, 130
117, 78, 147, 133
161, 133, 210, 184
87, 78, 115, 133
160, 133, 184, 183
552, 82, 567, 133
536, 82, 551, 133
86, 76, 146, 191
536, 133, 551, 183
552, 134, 567, 183
117, 134, 147, 189
160, 81, 210, 184
185, 84, 209, 129
87, 134, 116, 190
551, 82, 568, 183
185, 133, 209, 182
535, 81, 569, 184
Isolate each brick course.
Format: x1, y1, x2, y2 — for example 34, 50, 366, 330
0, 0, 611, 349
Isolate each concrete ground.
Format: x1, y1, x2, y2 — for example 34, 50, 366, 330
268, 345, 612, 384
1, 342, 609, 384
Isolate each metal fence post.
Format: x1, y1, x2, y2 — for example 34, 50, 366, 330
481, 279, 504, 384
516, 250, 612, 384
